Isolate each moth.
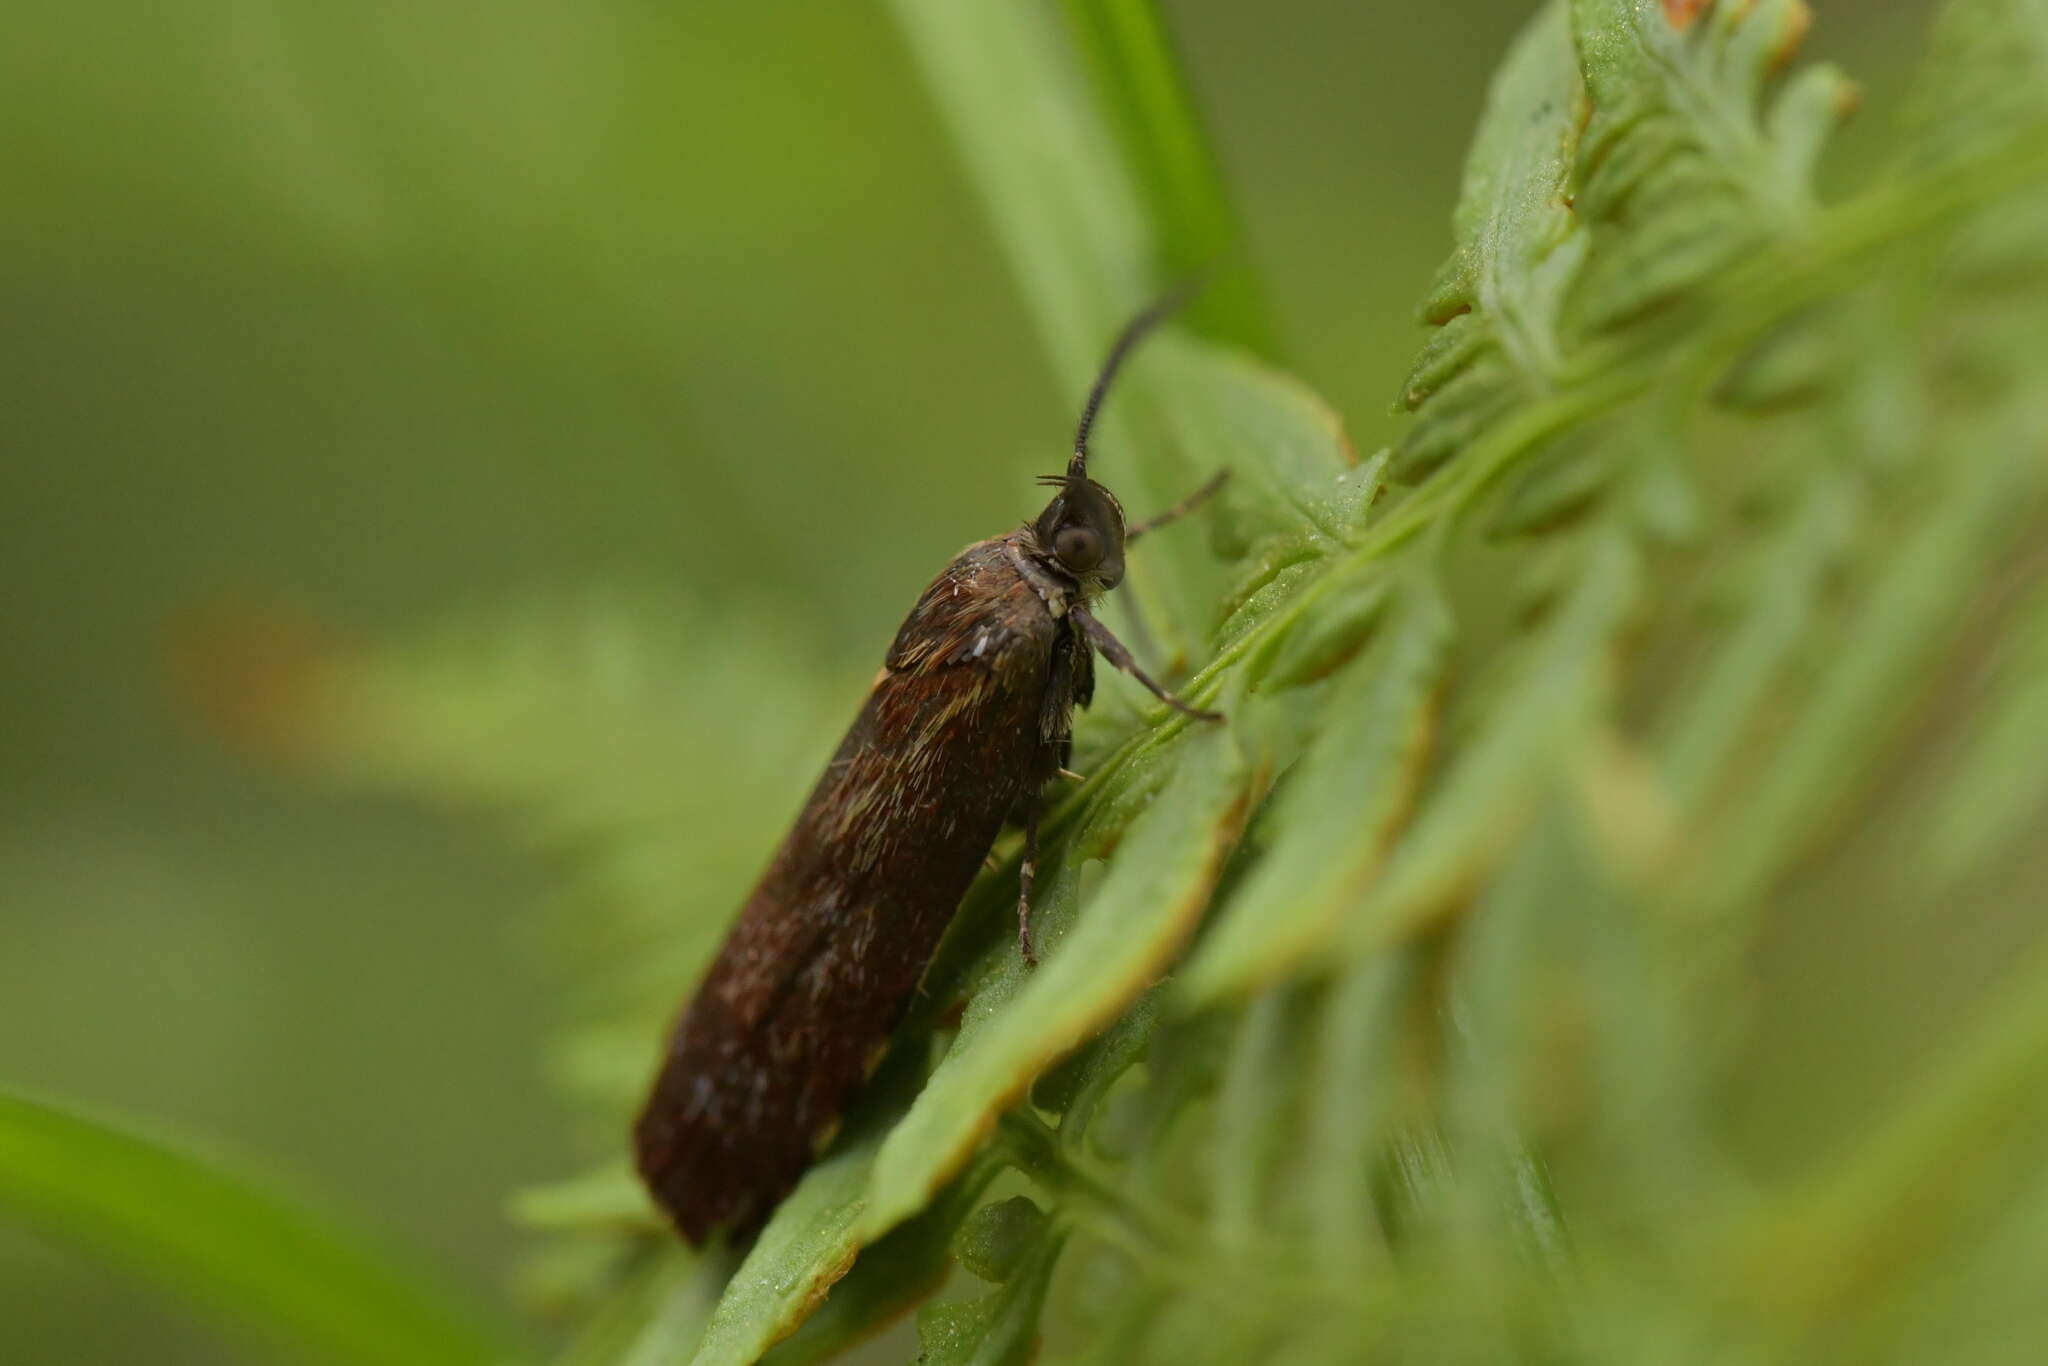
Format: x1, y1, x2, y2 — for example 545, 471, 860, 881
635, 291, 1224, 1244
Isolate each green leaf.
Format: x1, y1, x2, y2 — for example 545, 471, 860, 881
0, 1086, 511, 1366
1177, 579, 1451, 1003
1151, 337, 1359, 547
1295, 954, 1414, 1261
913, 1229, 1063, 1366
759, 1166, 999, 1366
1395, 2, 1585, 480
1054, 0, 1277, 355
1205, 987, 1311, 1246
858, 729, 1252, 1244
683, 1047, 930, 1366
511, 1162, 660, 1234
1572, 0, 1822, 226
883, 0, 1156, 394
1649, 462, 1860, 810
951, 1195, 1049, 1284
1330, 528, 1643, 964
1566, 0, 1850, 331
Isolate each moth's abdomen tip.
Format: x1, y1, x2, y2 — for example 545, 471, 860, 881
635, 1067, 792, 1247
633, 1103, 724, 1247
635, 1142, 746, 1247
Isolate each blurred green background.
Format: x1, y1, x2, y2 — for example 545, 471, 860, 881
0, 3, 1936, 1362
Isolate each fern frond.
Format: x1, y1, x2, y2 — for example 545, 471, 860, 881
284, 2, 2048, 1362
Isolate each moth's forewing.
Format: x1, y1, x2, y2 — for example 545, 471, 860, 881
635, 537, 1078, 1242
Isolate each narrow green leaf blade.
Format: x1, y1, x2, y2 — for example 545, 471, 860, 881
0, 1087, 511, 1366
1332, 529, 1642, 961
885, 0, 1151, 397
1056, 0, 1277, 354
1178, 581, 1452, 1003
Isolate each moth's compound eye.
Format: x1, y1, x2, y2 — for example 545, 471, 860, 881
1054, 525, 1103, 572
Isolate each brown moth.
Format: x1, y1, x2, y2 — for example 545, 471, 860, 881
635, 291, 1224, 1244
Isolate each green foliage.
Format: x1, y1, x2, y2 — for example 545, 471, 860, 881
0, 1087, 510, 1366
43, 0, 2047, 1362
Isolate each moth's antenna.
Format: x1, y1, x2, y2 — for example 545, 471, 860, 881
1070, 277, 1200, 480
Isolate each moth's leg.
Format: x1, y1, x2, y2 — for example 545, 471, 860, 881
1125, 470, 1229, 544
1017, 804, 1041, 967
1072, 608, 1224, 722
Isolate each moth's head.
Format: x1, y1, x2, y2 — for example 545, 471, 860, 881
1035, 280, 1196, 593
1031, 473, 1126, 590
